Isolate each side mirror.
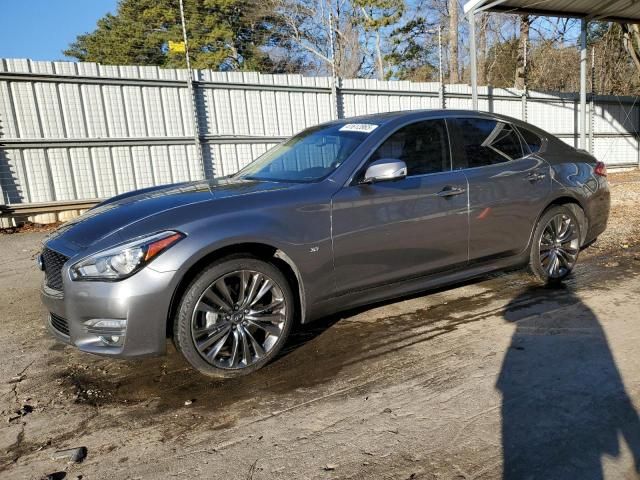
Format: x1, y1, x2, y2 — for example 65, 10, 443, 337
361, 158, 407, 184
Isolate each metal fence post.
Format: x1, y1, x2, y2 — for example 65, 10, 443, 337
438, 25, 445, 109
589, 96, 595, 155
178, 0, 205, 179
332, 76, 343, 120
522, 38, 528, 122
579, 18, 588, 151
589, 46, 595, 154
188, 70, 205, 178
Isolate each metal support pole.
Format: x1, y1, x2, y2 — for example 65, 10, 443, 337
179, 0, 205, 178
579, 18, 588, 150
328, 2, 340, 120
469, 10, 478, 110
590, 46, 595, 154
637, 105, 640, 169
438, 25, 445, 109
522, 38, 528, 122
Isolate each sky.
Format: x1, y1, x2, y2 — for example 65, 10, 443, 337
0, 0, 118, 61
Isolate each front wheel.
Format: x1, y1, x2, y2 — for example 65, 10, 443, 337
173, 256, 294, 378
529, 205, 582, 284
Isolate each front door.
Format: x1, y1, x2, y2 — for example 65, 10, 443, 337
331, 119, 469, 295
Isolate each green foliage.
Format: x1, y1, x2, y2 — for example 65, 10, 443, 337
385, 16, 438, 81
588, 21, 613, 43
485, 38, 519, 88
353, 0, 405, 29
64, 0, 278, 71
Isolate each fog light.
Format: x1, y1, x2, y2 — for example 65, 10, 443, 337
100, 335, 123, 346
84, 319, 126, 347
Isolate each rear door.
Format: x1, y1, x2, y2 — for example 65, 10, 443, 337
331, 119, 469, 295
448, 117, 551, 261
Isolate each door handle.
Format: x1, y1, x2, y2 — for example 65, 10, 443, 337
526, 172, 546, 182
437, 186, 466, 197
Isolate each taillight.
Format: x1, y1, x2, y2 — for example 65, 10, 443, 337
594, 161, 607, 177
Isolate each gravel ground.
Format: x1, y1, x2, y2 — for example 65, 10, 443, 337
1, 173, 639, 480
591, 170, 640, 251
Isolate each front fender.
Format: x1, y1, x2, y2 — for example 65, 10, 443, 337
143, 194, 335, 320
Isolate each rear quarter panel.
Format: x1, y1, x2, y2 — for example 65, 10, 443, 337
544, 141, 610, 243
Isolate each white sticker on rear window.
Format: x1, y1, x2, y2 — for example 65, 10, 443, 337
339, 123, 378, 133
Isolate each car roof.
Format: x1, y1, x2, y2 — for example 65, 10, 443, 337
326, 109, 550, 139
330, 109, 520, 126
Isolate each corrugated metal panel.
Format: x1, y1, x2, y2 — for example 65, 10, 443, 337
69, 148, 96, 199
112, 146, 136, 194
594, 136, 639, 166
1, 58, 638, 208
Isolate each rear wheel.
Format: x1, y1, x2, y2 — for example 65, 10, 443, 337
529, 205, 582, 284
173, 256, 294, 377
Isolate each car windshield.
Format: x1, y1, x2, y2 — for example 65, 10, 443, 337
235, 123, 375, 183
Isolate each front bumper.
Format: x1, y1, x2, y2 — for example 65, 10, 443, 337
41, 265, 178, 358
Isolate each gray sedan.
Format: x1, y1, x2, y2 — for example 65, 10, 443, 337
39, 110, 610, 377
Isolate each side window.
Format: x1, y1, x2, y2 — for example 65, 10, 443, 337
370, 119, 450, 176
452, 118, 524, 169
517, 126, 543, 154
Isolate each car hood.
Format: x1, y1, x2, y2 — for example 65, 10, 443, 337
47, 178, 295, 249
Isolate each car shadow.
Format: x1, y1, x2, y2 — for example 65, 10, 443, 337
498, 284, 640, 479
277, 265, 529, 361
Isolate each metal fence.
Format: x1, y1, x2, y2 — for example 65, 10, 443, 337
1, 58, 638, 214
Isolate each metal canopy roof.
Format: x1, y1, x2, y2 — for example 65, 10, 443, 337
461, 0, 639, 151
463, 0, 640, 23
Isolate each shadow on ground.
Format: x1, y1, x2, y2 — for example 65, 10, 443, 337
499, 285, 640, 479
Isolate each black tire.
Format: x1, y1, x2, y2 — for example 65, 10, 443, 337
529, 205, 582, 285
173, 255, 295, 378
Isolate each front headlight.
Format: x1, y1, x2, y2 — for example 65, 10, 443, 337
70, 231, 184, 281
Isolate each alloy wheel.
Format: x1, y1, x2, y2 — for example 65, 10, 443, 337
191, 269, 287, 369
539, 213, 580, 279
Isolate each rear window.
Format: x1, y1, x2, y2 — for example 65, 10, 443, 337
452, 118, 524, 169
518, 127, 543, 154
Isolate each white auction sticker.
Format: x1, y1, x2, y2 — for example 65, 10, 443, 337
339, 123, 379, 133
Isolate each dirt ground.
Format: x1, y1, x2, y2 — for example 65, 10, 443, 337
1, 172, 640, 480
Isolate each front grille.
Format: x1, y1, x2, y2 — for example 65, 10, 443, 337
50, 313, 70, 337
42, 248, 68, 291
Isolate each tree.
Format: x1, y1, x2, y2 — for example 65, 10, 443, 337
385, 11, 440, 81
64, 0, 280, 71
621, 23, 640, 77
591, 23, 640, 95
514, 15, 530, 89
486, 38, 518, 87
448, 0, 459, 82
353, 0, 405, 79
268, 0, 366, 77
477, 13, 488, 84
